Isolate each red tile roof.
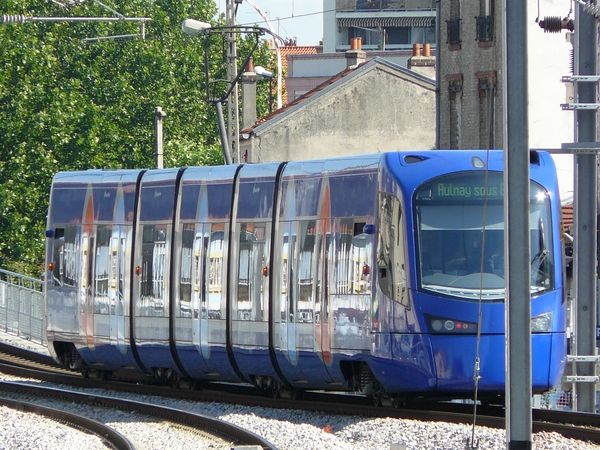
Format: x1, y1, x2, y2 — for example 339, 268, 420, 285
562, 203, 573, 233
279, 45, 318, 71
267, 44, 319, 103
241, 60, 368, 134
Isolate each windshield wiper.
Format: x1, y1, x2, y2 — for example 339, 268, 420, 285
531, 217, 548, 282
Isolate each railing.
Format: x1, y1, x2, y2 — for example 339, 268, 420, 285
336, 0, 436, 12
0, 269, 45, 345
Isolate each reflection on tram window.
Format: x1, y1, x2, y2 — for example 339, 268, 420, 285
94, 225, 111, 314
237, 222, 268, 322
52, 225, 78, 288
297, 220, 316, 324
377, 193, 407, 306
334, 218, 372, 296
139, 224, 169, 317
179, 224, 194, 318
208, 227, 225, 319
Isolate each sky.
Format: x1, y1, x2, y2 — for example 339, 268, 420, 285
216, 0, 324, 46
216, 0, 575, 200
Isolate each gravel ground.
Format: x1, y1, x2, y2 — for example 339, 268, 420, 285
0, 332, 598, 450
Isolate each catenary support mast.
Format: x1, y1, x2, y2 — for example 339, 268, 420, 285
504, 0, 532, 448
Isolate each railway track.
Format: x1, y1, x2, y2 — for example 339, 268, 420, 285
0, 380, 276, 450
1, 341, 599, 446
0, 394, 135, 450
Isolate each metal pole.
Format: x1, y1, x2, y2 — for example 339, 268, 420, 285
0, 15, 151, 23
154, 106, 166, 169
573, 0, 598, 413
434, 0, 440, 150
226, 0, 239, 163
215, 101, 233, 165
503, 0, 532, 448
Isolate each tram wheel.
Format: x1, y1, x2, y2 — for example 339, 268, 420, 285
290, 387, 305, 400
271, 381, 282, 399
391, 395, 408, 409
100, 370, 112, 381
372, 381, 383, 407
190, 379, 204, 391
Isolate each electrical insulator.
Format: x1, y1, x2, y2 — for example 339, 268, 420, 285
570, 48, 575, 75
1, 14, 27, 24
539, 16, 575, 33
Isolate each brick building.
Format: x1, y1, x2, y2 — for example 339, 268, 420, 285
437, 0, 504, 150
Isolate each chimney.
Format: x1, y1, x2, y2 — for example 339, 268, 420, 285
346, 37, 366, 69
241, 58, 258, 130
407, 43, 436, 80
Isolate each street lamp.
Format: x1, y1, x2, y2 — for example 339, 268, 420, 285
181, 18, 282, 165
254, 65, 274, 114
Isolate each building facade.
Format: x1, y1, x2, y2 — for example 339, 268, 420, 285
437, 0, 504, 150
241, 57, 436, 163
322, 0, 437, 53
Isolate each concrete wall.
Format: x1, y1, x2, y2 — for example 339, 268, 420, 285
242, 61, 436, 163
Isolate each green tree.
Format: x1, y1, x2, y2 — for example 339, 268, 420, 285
0, 0, 275, 275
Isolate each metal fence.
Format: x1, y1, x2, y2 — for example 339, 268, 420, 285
0, 269, 45, 345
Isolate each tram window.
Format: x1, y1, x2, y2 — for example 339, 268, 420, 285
237, 222, 268, 321
333, 219, 371, 295
377, 192, 407, 306
139, 224, 168, 317
94, 225, 111, 314
54, 228, 65, 240
52, 225, 78, 288
179, 224, 194, 317
208, 226, 226, 319
298, 220, 316, 323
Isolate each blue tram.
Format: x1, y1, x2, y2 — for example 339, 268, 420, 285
44, 150, 566, 400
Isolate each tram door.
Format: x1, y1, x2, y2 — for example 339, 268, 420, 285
280, 179, 298, 364
191, 219, 210, 359
80, 189, 95, 349
280, 222, 297, 363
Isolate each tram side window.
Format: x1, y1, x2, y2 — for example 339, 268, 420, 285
334, 219, 371, 295
94, 225, 111, 314
377, 192, 408, 306
237, 223, 268, 321
179, 224, 194, 318
140, 225, 168, 317
52, 225, 78, 288
298, 220, 316, 323
208, 227, 225, 319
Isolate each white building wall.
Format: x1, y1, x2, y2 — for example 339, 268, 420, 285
243, 63, 436, 163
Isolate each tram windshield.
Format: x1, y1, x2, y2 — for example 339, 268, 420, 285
415, 172, 553, 301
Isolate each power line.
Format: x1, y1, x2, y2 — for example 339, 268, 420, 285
236, 7, 331, 29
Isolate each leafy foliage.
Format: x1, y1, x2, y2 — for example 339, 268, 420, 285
0, 0, 276, 275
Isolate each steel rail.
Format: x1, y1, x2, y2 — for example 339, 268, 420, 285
0, 381, 277, 450
1, 341, 599, 446
0, 395, 135, 450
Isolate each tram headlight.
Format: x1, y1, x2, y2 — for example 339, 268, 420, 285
531, 312, 553, 333
425, 315, 478, 334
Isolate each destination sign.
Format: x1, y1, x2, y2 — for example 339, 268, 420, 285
436, 182, 504, 198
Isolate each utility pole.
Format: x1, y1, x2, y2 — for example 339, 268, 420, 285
226, 0, 240, 163
535, 0, 599, 413
154, 106, 166, 169
504, 0, 532, 447
572, 0, 599, 413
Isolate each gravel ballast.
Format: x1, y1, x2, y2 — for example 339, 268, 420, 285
0, 332, 598, 450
